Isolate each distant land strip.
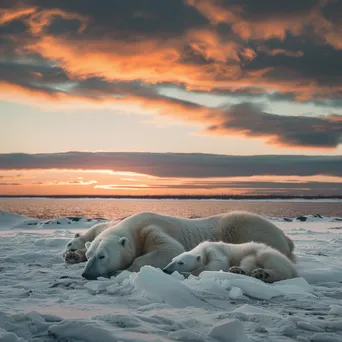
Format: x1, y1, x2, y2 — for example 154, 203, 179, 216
0, 195, 341, 200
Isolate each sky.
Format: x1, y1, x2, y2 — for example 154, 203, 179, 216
0, 0, 341, 196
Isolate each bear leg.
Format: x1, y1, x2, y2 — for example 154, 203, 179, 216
228, 266, 247, 275
252, 250, 298, 283
126, 230, 186, 272
64, 250, 87, 264
251, 268, 271, 282
229, 255, 257, 275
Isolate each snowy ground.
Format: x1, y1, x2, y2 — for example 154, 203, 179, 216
1, 212, 342, 342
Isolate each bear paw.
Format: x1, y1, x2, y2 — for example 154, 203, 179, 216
251, 268, 270, 281
64, 251, 81, 264
228, 266, 246, 275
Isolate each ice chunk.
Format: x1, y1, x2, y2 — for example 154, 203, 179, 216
228, 287, 249, 301
48, 320, 115, 342
199, 271, 282, 299
0, 327, 25, 342
208, 319, 250, 342
133, 266, 204, 308
300, 267, 342, 283
296, 321, 324, 332
329, 305, 342, 316
84, 280, 113, 294
200, 271, 262, 284
105, 283, 121, 295
233, 304, 282, 319
274, 277, 314, 293
273, 278, 317, 297
310, 332, 342, 342
169, 329, 208, 341
228, 278, 282, 300
113, 270, 132, 283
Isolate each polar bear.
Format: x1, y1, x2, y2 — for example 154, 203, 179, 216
81, 211, 295, 280
63, 220, 118, 264
163, 241, 298, 283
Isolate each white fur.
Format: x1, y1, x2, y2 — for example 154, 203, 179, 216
81, 211, 295, 280
164, 241, 298, 283
63, 220, 118, 256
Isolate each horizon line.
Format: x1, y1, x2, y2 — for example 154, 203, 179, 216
0, 194, 341, 200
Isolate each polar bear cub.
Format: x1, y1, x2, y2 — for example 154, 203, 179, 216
63, 220, 118, 264
163, 241, 298, 283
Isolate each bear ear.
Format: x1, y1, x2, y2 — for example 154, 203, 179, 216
74, 233, 81, 238
119, 237, 128, 247
196, 255, 201, 262
85, 241, 92, 250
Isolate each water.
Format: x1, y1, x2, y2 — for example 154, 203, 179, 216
0, 198, 341, 219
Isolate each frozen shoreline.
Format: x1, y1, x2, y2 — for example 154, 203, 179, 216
1, 211, 342, 231
0, 211, 342, 342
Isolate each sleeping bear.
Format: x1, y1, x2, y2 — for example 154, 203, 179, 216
63, 220, 118, 263
163, 240, 298, 283
81, 211, 295, 280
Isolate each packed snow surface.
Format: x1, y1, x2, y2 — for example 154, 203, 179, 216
0, 211, 342, 342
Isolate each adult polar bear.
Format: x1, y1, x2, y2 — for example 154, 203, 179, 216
81, 211, 295, 280
163, 241, 298, 282
63, 220, 119, 263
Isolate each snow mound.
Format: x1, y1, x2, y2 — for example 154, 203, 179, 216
266, 214, 342, 223
0, 211, 108, 230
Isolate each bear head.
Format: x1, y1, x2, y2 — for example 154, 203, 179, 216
81, 235, 134, 280
64, 233, 85, 254
163, 252, 203, 275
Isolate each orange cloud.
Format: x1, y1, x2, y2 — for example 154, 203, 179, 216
0, 6, 36, 25
1, 77, 341, 149
259, 47, 304, 57
1, 1, 342, 150
185, 0, 241, 25
187, 0, 342, 46
21, 31, 342, 101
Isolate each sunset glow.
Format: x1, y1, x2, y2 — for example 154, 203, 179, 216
1, 1, 341, 196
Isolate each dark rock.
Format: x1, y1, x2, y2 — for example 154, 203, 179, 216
67, 217, 82, 222
296, 216, 307, 222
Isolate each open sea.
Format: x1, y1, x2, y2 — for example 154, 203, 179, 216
0, 198, 341, 219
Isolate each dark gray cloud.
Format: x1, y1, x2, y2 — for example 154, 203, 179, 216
210, 103, 342, 148
0, 152, 341, 178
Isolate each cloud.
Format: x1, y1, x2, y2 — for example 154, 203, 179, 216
0, 182, 21, 186
1, 57, 341, 148
1, 0, 342, 97
94, 180, 342, 191
1, 0, 342, 149
0, 152, 341, 178
207, 103, 342, 148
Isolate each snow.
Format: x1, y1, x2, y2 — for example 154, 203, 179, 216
0, 211, 107, 231
208, 319, 250, 342
0, 211, 342, 342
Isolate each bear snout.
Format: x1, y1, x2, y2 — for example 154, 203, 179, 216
163, 262, 176, 274
82, 272, 98, 280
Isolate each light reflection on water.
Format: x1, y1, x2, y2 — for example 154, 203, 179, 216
0, 198, 341, 220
